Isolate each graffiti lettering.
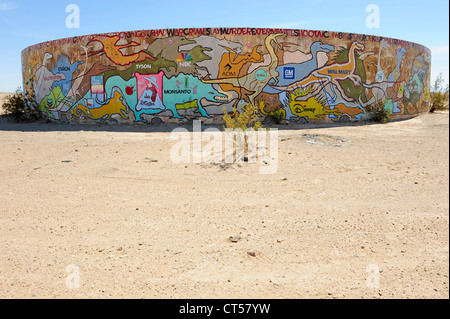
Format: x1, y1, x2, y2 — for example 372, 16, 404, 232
153, 29, 166, 37
300, 30, 325, 38
22, 27, 431, 124
129, 30, 151, 38
24, 28, 430, 53
44, 75, 64, 81
136, 64, 152, 69
222, 72, 236, 77
140, 100, 155, 107
328, 69, 352, 75
164, 89, 192, 95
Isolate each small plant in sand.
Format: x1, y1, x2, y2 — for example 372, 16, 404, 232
429, 73, 449, 113
2, 85, 40, 122
222, 103, 263, 162
367, 98, 392, 123
223, 103, 262, 131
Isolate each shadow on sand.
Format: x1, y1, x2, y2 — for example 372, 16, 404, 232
0, 114, 419, 134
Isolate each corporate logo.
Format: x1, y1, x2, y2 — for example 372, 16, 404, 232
222, 63, 236, 77
283, 67, 295, 80
136, 64, 152, 70
177, 53, 193, 67
255, 70, 267, 82
58, 66, 71, 72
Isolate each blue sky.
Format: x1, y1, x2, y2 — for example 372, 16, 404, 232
0, 0, 448, 92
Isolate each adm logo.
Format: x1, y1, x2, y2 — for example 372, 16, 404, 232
283, 67, 295, 80
177, 53, 193, 67
222, 64, 236, 77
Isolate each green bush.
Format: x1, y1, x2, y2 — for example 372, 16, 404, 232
222, 103, 262, 131
429, 73, 449, 113
266, 108, 285, 124
1, 87, 41, 122
367, 99, 393, 123
222, 103, 263, 163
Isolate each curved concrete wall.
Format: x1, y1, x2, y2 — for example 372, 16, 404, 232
21, 28, 431, 124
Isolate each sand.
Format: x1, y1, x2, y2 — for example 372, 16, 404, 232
0, 92, 448, 299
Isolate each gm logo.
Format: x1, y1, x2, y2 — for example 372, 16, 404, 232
284, 67, 295, 80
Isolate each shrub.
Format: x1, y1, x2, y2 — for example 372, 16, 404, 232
223, 103, 262, 131
367, 99, 392, 123
2, 86, 41, 122
266, 107, 285, 124
222, 103, 263, 163
429, 73, 449, 113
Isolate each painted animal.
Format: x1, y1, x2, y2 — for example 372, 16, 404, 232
371, 39, 390, 83
56, 46, 88, 105
334, 102, 365, 118
201, 33, 285, 107
24, 52, 40, 91
178, 36, 243, 79
35, 52, 65, 103
387, 47, 407, 86
323, 87, 365, 120
54, 46, 116, 118
87, 35, 156, 66
218, 45, 264, 79
264, 41, 335, 94
360, 46, 407, 109
288, 93, 341, 120
359, 40, 391, 107
74, 90, 129, 121
53, 46, 92, 117
270, 42, 365, 103
215, 45, 264, 101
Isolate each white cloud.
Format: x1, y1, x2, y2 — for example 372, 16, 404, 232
0, 3, 18, 11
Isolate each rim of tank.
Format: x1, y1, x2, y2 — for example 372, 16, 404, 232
21, 27, 432, 55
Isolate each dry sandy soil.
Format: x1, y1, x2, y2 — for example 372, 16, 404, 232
0, 92, 448, 299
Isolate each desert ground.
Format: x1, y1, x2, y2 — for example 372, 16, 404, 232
0, 92, 448, 299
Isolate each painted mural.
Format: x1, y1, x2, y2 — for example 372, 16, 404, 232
21, 28, 431, 124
